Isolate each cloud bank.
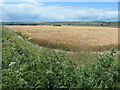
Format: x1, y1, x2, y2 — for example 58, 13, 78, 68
1, 2, 118, 22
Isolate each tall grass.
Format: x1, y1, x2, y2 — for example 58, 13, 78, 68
0, 26, 2, 89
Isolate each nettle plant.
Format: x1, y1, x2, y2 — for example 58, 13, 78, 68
76, 48, 119, 88
98, 48, 116, 68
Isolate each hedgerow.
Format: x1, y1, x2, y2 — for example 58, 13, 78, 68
76, 48, 119, 88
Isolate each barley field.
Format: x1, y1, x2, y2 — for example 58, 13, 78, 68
5, 25, 118, 51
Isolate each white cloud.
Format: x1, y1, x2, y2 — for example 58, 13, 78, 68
28, 0, 42, 5
1, 2, 118, 22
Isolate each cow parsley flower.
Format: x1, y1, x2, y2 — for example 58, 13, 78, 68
18, 36, 22, 39
28, 37, 32, 40
9, 62, 16, 66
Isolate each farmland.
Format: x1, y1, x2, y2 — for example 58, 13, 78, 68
5, 25, 118, 51
2, 27, 119, 88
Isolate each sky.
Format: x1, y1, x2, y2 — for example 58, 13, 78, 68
1, 1, 118, 22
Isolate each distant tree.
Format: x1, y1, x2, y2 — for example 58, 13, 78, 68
53, 24, 61, 26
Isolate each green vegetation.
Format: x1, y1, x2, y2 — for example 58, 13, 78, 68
0, 26, 2, 89
2, 27, 119, 88
2, 21, 118, 28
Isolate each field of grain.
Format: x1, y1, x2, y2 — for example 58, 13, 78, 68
5, 25, 118, 51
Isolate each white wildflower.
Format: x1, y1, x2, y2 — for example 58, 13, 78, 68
46, 70, 53, 74
18, 36, 22, 39
9, 62, 16, 66
28, 37, 32, 40
20, 68, 23, 71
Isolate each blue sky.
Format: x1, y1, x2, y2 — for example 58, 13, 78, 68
43, 2, 118, 9
1, 1, 118, 22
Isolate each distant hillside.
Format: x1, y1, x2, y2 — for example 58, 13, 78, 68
1, 21, 118, 27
